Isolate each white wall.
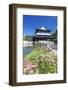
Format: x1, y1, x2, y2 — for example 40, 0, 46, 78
0, 0, 68, 90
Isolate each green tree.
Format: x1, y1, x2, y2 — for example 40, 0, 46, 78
50, 30, 57, 43
23, 35, 32, 41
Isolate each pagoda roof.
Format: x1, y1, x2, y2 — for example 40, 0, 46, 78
40, 27, 47, 30
35, 26, 51, 33
36, 33, 51, 36
35, 29, 50, 33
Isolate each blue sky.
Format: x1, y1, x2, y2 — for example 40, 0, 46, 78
23, 15, 57, 36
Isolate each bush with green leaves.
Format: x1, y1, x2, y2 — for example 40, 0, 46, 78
24, 46, 57, 74
37, 52, 57, 74
25, 48, 48, 63
38, 60, 49, 74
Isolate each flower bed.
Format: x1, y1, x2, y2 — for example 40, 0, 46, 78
23, 46, 57, 74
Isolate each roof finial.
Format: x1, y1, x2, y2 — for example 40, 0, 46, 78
40, 27, 46, 30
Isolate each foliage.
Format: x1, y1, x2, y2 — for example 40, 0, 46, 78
24, 46, 57, 74
37, 51, 57, 74
38, 60, 49, 74
23, 35, 32, 41
48, 64, 57, 73
24, 63, 37, 74
50, 30, 57, 43
34, 42, 42, 47
25, 48, 48, 64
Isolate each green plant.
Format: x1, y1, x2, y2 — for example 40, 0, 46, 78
23, 35, 32, 41
25, 48, 48, 63
34, 42, 42, 47
37, 51, 57, 74
24, 46, 57, 74
48, 64, 57, 73
38, 60, 57, 74
38, 60, 49, 74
